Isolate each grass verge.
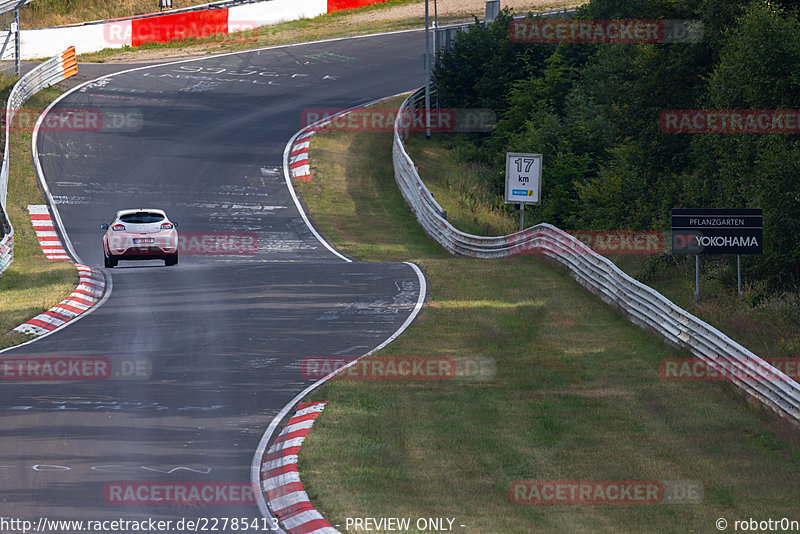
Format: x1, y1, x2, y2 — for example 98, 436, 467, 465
292, 99, 800, 533
0, 76, 77, 351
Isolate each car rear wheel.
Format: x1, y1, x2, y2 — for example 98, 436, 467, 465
104, 254, 117, 268
165, 255, 178, 266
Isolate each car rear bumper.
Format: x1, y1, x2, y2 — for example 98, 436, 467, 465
108, 248, 178, 261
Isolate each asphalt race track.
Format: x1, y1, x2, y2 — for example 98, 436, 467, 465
0, 31, 426, 524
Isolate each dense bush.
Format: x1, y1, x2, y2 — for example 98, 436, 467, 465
432, 0, 800, 289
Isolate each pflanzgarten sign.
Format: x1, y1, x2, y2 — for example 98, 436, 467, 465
671, 208, 762, 255
505, 153, 543, 205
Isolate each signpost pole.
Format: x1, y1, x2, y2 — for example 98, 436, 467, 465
433, 0, 438, 52
737, 255, 743, 299
694, 255, 700, 303
424, 0, 431, 140
13, 7, 19, 76
519, 203, 524, 231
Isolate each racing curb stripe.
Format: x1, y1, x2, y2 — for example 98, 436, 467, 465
27, 205, 70, 261
287, 103, 371, 183
262, 401, 336, 534
264, 446, 302, 464
14, 265, 105, 335
262, 455, 298, 471
14, 205, 106, 337
266, 481, 305, 500
291, 142, 310, 157
289, 130, 316, 182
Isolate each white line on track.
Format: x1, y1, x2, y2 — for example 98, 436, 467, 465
280, 91, 409, 263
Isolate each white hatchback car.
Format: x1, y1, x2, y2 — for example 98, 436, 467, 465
101, 209, 178, 268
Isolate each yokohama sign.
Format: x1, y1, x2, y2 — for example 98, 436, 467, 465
671, 208, 763, 255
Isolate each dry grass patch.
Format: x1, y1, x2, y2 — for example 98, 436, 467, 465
14, 0, 219, 28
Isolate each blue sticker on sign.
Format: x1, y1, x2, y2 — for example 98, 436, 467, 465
512, 189, 528, 196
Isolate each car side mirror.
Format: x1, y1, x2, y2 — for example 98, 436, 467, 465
100, 224, 108, 230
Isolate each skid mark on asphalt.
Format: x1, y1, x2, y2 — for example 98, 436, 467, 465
0, 464, 214, 475
1, 399, 225, 412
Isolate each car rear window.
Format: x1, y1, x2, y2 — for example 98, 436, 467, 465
119, 212, 165, 224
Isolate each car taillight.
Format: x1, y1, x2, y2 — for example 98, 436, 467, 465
160, 223, 174, 230
111, 224, 126, 231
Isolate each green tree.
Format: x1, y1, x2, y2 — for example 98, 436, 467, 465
431, 0, 800, 288
690, 1, 800, 287
433, 9, 555, 112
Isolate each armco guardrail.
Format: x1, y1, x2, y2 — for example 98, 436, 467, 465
0, 46, 77, 276
393, 88, 800, 423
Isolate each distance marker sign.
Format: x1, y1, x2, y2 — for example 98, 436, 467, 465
505, 153, 542, 204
